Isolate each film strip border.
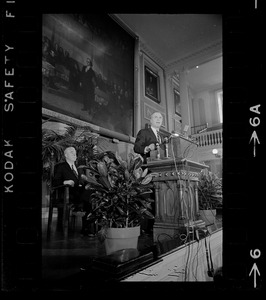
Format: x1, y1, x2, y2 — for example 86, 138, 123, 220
223, 5, 264, 290
1, 2, 264, 292
2, 5, 42, 291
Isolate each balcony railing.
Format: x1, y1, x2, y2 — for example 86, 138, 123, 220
191, 123, 208, 135
192, 129, 223, 148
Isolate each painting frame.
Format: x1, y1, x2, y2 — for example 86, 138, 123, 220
42, 14, 135, 137
144, 65, 160, 103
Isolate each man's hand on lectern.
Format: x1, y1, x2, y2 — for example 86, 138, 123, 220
144, 143, 156, 154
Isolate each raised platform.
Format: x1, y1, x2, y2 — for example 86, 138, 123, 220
79, 247, 158, 285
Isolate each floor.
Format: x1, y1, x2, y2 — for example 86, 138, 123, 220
41, 211, 155, 290
41, 209, 222, 291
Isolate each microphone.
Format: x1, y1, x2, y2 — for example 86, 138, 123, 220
160, 137, 170, 145
167, 133, 180, 141
168, 132, 199, 146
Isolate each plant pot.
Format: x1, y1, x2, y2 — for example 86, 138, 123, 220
199, 209, 216, 225
104, 226, 140, 255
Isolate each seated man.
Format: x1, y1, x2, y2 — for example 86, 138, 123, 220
52, 146, 95, 236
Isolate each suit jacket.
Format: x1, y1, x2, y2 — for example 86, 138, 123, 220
52, 161, 85, 203
52, 161, 81, 187
134, 128, 169, 163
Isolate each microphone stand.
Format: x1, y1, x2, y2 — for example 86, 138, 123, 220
165, 142, 169, 158
155, 143, 160, 159
164, 138, 170, 158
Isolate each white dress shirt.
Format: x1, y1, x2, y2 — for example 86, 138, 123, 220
144, 126, 161, 154
151, 126, 161, 143
67, 162, 78, 175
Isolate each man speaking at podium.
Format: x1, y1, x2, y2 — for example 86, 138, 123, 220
134, 111, 170, 163
134, 111, 170, 233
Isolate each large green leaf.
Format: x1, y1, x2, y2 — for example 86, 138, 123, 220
99, 176, 111, 189
108, 174, 116, 187
138, 188, 153, 195
97, 161, 108, 177
81, 174, 102, 186
85, 184, 106, 193
115, 152, 124, 166
124, 169, 130, 180
133, 157, 143, 170
141, 168, 148, 178
143, 210, 154, 218
116, 206, 127, 216
141, 175, 153, 185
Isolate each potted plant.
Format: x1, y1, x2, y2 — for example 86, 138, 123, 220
197, 168, 222, 225
79, 151, 157, 255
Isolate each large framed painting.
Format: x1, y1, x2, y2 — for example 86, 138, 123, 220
42, 14, 135, 136
144, 66, 160, 103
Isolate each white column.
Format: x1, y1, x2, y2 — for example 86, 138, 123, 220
179, 67, 193, 158
179, 67, 191, 134
164, 73, 174, 131
134, 38, 141, 135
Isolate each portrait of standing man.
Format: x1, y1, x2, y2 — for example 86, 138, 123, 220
80, 57, 97, 114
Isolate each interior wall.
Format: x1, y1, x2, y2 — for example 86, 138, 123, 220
138, 52, 169, 132
97, 136, 134, 160
192, 85, 222, 128
42, 17, 222, 208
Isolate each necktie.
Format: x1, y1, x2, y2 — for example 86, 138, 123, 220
156, 131, 161, 144
71, 165, 78, 178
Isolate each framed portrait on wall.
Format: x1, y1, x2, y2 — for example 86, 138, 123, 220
42, 14, 135, 136
174, 88, 181, 116
144, 66, 160, 103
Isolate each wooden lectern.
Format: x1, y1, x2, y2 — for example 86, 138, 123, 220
145, 137, 208, 242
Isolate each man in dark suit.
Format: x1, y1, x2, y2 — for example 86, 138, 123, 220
52, 146, 95, 236
134, 111, 170, 163
80, 57, 97, 113
134, 111, 170, 233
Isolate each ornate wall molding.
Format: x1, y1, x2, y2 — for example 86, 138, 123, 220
152, 170, 199, 182
139, 40, 166, 69
42, 107, 135, 143
165, 40, 222, 74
